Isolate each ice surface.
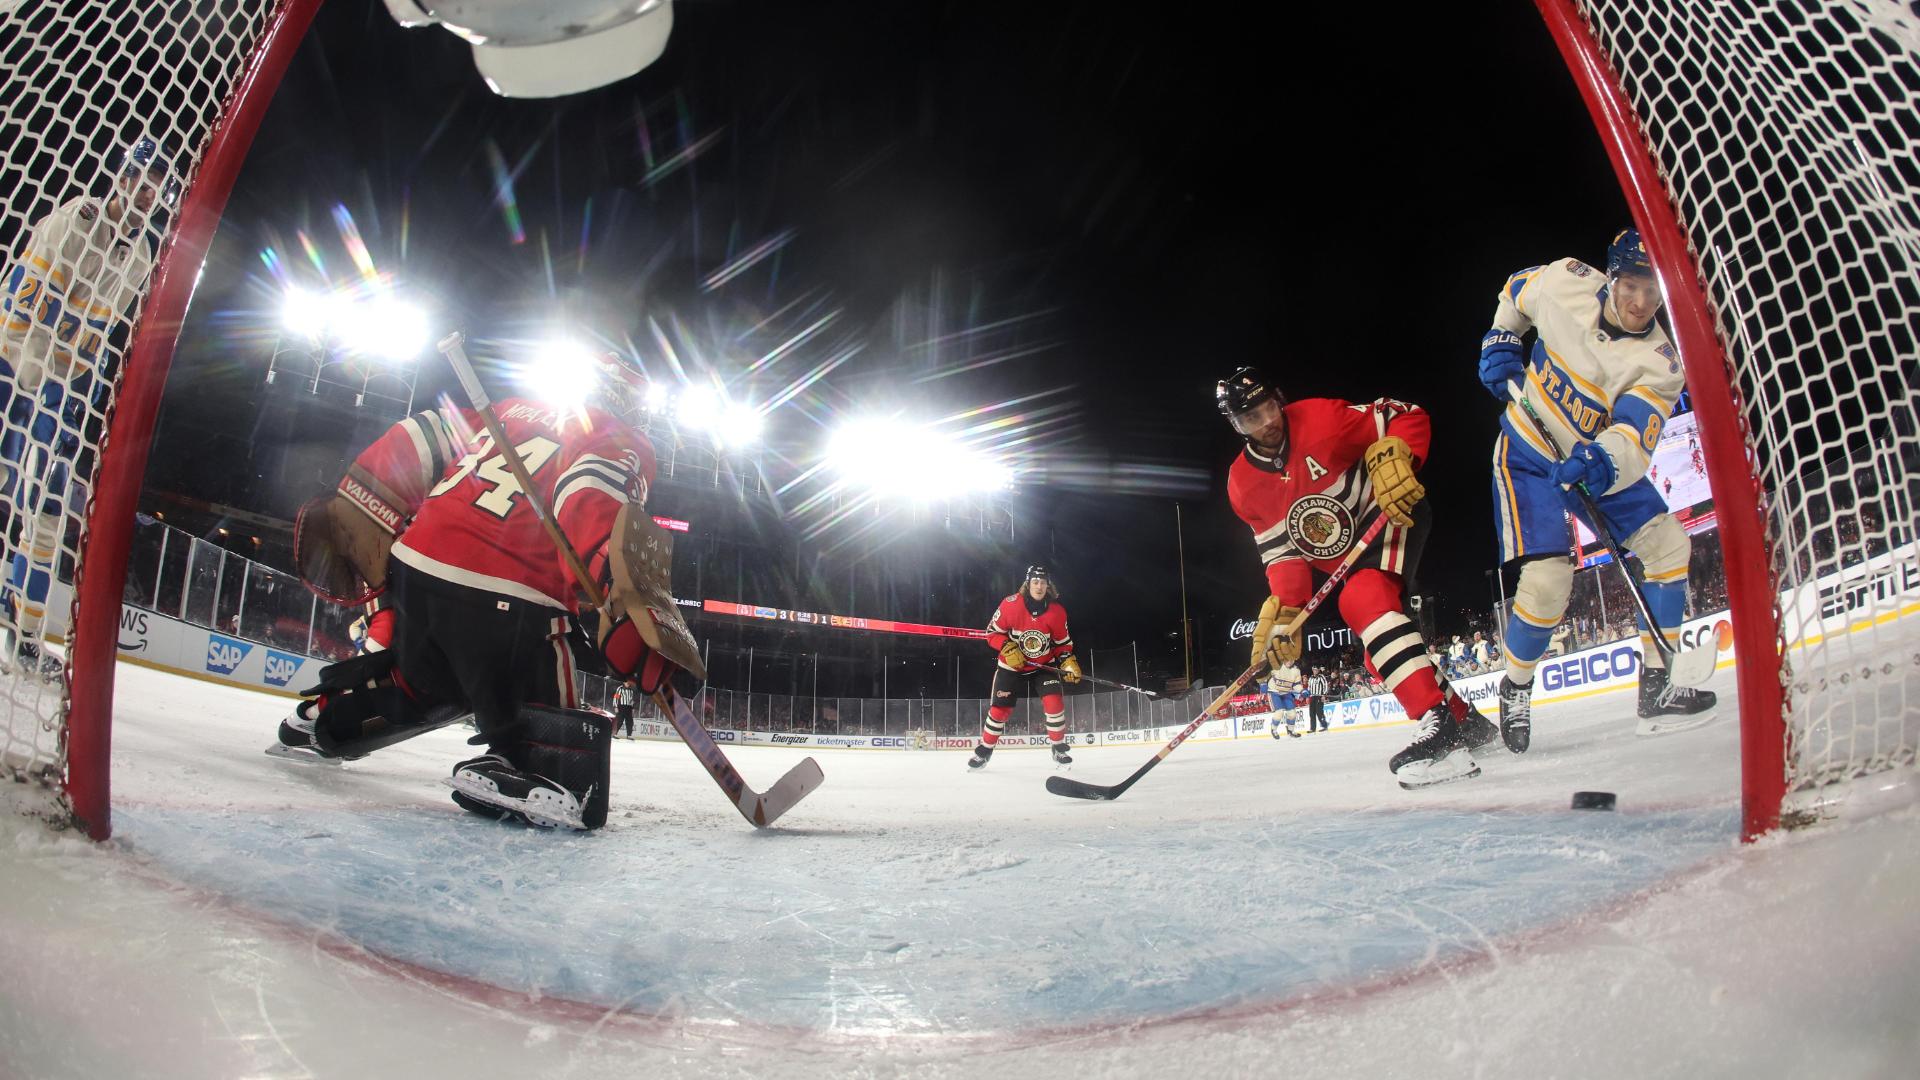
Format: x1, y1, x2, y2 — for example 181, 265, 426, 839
2, 662, 1916, 1078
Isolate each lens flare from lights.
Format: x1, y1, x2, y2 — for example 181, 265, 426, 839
826, 419, 1012, 498
353, 297, 428, 361
281, 289, 328, 339
644, 380, 671, 413
677, 384, 720, 431
723, 402, 764, 448
520, 340, 602, 410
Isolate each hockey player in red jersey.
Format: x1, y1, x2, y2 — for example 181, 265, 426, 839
1217, 367, 1496, 788
278, 350, 687, 827
969, 565, 1082, 769
289, 404, 474, 654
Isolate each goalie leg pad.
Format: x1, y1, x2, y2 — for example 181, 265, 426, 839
299, 648, 398, 697
505, 704, 613, 829
305, 683, 462, 760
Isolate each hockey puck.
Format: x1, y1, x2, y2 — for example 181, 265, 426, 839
1570, 791, 1617, 811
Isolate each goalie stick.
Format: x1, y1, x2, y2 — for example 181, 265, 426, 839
1506, 380, 1716, 690
1030, 663, 1162, 700
1048, 510, 1389, 802
436, 332, 823, 828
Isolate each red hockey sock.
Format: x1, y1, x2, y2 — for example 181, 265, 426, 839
982, 704, 1011, 747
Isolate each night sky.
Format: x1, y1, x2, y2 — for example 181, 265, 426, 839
155, 0, 1646, 674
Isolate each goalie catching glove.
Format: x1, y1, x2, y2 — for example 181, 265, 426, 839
1362, 435, 1424, 527
1251, 595, 1304, 670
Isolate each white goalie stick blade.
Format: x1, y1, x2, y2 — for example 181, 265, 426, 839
1635, 708, 1719, 738
443, 774, 588, 831
652, 684, 824, 828
1664, 641, 1720, 689
1395, 749, 1483, 791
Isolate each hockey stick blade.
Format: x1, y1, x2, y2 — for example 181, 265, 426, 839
1045, 512, 1390, 804
1045, 774, 1122, 801
652, 684, 824, 827
1665, 640, 1719, 689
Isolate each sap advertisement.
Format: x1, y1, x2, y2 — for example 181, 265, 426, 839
115, 605, 325, 695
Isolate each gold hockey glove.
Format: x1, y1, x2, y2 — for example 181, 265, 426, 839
1252, 595, 1304, 669
1059, 656, 1083, 683
1000, 640, 1028, 669
1363, 435, 1424, 527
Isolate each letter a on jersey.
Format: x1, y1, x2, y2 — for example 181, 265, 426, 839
1304, 456, 1328, 481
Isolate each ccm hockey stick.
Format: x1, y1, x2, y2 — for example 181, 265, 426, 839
437, 333, 823, 827
1506, 380, 1716, 689
1048, 511, 1389, 802
1030, 663, 1162, 700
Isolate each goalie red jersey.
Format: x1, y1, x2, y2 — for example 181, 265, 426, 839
1226, 396, 1431, 603
338, 407, 475, 536
391, 398, 655, 612
986, 593, 1073, 670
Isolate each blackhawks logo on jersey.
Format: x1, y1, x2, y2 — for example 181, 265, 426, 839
1015, 628, 1050, 656
1286, 492, 1356, 561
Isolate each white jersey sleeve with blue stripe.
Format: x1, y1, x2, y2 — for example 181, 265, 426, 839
1489, 258, 1685, 494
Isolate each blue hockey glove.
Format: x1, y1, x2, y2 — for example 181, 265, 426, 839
1552, 441, 1618, 494
1477, 330, 1527, 400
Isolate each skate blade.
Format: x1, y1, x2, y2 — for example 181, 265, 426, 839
1635, 709, 1717, 737
1395, 749, 1482, 790
264, 743, 342, 766
443, 776, 586, 830
1398, 764, 1482, 790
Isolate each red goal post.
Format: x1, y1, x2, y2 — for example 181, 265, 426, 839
1537, 0, 1920, 840
1, 0, 323, 840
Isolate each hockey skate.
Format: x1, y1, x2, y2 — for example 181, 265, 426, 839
446, 753, 587, 830
1, 637, 65, 682
265, 698, 348, 764
1496, 677, 1532, 754
1390, 706, 1481, 789
1458, 698, 1500, 752
1635, 666, 1717, 736
1050, 741, 1073, 766
966, 743, 994, 770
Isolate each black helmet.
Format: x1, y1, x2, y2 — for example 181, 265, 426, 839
1216, 366, 1288, 443
1024, 564, 1051, 583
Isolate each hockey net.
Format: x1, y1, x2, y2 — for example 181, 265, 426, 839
1543, 0, 1920, 837
0, 0, 319, 837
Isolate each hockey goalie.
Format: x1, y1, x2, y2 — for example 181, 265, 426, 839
276, 349, 702, 830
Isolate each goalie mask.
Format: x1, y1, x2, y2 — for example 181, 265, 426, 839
587, 350, 650, 424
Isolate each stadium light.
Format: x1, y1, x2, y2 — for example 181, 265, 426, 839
676, 383, 720, 431
356, 296, 428, 361
519, 339, 602, 409
723, 402, 764, 449
644, 380, 671, 413
280, 287, 427, 362
826, 418, 1012, 498
281, 289, 328, 339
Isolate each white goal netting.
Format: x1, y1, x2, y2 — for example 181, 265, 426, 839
1571, 0, 1920, 807
0, 1, 293, 814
